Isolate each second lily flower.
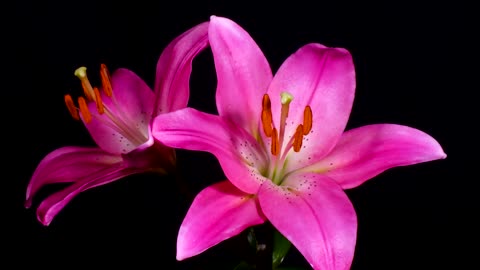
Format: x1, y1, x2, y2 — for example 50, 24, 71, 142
26, 21, 209, 226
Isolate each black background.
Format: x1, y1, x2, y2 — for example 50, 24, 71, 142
6, 0, 476, 269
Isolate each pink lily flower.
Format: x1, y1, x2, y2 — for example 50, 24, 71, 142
152, 16, 447, 269
25, 21, 209, 226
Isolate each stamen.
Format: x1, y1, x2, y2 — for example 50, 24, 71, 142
303, 106, 312, 135
271, 128, 279, 156
74, 67, 95, 101
293, 124, 304, 152
262, 94, 271, 110
261, 94, 274, 137
93, 87, 105, 114
100, 63, 113, 97
78, 96, 92, 123
261, 110, 273, 137
64, 94, 79, 120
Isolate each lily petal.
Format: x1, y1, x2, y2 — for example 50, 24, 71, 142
36, 164, 143, 226
152, 108, 269, 194
268, 44, 355, 172
258, 173, 357, 270
312, 124, 447, 189
153, 21, 210, 115
25, 146, 123, 209
177, 180, 266, 260
209, 16, 273, 133
85, 68, 154, 154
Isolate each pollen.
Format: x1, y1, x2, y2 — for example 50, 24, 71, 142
93, 87, 105, 114
78, 96, 92, 123
261, 110, 273, 137
303, 106, 312, 135
100, 63, 113, 97
64, 94, 79, 120
293, 124, 304, 152
262, 94, 274, 137
262, 94, 271, 110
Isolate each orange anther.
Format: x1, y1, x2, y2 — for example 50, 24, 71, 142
262, 94, 271, 111
64, 94, 79, 120
303, 106, 312, 135
261, 109, 273, 137
93, 87, 105, 114
100, 63, 113, 97
293, 124, 304, 152
271, 128, 279, 156
78, 96, 92, 123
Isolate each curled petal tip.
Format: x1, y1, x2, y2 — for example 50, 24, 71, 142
24, 199, 32, 209
175, 254, 185, 261
37, 212, 52, 226
431, 139, 447, 160
36, 202, 56, 226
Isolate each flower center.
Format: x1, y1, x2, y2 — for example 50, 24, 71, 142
261, 92, 312, 184
64, 64, 148, 146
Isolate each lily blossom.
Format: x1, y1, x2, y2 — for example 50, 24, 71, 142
25, 21, 209, 226
152, 16, 446, 269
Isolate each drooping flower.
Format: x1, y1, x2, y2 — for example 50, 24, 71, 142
152, 16, 447, 269
25, 21, 209, 226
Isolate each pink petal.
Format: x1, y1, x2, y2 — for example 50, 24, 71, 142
84, 68, 154, 154
177, 180, 266, 260
36, 164, 144, 226
267, 44, 355, 172
312, 124, 447, 189
209, 16, 273, 133
152, 108, 269, 194
258, 173, 357, 270
25, 146, 123, 209
153, 21, 210, 115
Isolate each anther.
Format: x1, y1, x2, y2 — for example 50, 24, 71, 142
303, 106, 312, 135
293, 124, 304, 152
93, 87, 105, 114
100, 64, 113, 97
271, 128, 279, 156
74, 67, 95, 101
262, 94, 271, 110
261, 110, 273, 137
64, 94, 79, 120
78, 96, 92, 123
261, 94, 274, 137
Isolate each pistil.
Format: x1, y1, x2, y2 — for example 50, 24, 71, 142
74, 67, 95, 101
278, 92, 293, 155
